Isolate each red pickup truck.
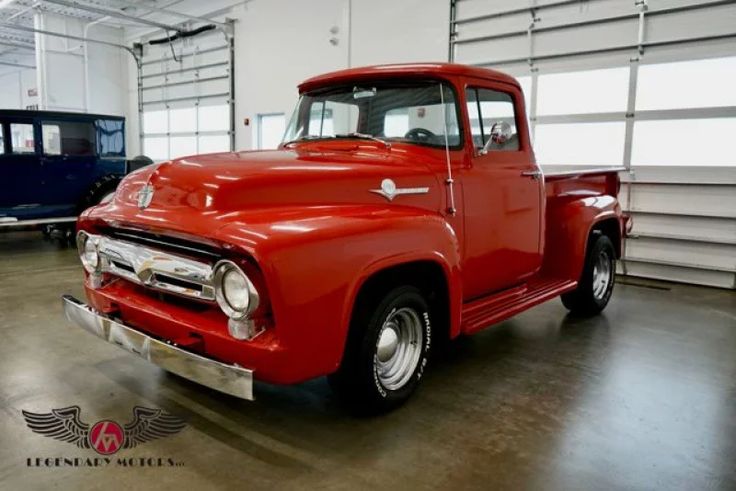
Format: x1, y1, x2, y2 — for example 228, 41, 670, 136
63, 63, 628, 413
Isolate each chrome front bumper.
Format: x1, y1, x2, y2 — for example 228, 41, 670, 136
62, 295, 254, 400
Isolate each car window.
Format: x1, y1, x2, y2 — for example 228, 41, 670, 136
0, 127, 4, 154
42, 121, 96, 156
284, 82, 462, 149
42, 124, 62, 155
10, 123, 35, 154
97, 119, 125, 156
466, 88, 519, 152
307, 100, 357, 137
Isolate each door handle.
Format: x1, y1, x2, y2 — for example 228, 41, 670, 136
521, 169, 542, 180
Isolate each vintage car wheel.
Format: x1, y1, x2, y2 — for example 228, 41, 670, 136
329, 285, 432, 414
82, 175, 121, 211
561, 234, 616, 315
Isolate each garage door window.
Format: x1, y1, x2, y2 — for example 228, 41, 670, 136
42, 122, 95, 156
632, 118, 736, 166
535, 122, 625, 165
636, 57, 736, 111
142, 103, 231, 161
10, 123, 35, 154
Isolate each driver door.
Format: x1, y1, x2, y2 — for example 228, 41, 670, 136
461, 85, 543, 299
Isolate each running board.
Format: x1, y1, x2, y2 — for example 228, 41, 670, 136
461, 278, 577, 335
0, 216, 77, 228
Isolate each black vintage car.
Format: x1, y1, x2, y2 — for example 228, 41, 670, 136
0, 109, 150, 231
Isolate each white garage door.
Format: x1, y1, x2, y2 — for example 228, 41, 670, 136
450, 0, 736, 289
139, 26, 234, 162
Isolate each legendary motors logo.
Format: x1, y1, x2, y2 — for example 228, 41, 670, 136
22, 406, 187, 468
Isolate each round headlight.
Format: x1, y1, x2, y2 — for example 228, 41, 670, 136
77, 231, 100, 274
223, 268, 249, 311
214, 260, 259, 320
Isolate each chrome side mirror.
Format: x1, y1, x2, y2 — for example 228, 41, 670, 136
481, 121, 513, 154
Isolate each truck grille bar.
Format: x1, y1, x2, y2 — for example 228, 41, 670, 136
94, 234, 216, 301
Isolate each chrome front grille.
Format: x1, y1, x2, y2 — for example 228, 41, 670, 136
96, 235, 216, 301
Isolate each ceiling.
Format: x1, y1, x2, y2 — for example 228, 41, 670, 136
0, 0, 192, 68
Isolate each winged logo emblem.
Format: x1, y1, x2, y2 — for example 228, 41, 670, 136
22, 406, 186, 455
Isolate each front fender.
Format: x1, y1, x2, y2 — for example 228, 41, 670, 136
216, 205, 461, 382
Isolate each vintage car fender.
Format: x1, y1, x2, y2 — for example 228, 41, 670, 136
215, 204, 463, 380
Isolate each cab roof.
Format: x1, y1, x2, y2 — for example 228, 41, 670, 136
298, 63, 519, 93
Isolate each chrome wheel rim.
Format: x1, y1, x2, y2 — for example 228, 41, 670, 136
592, 250, 612, 300
375, 307, 423, 391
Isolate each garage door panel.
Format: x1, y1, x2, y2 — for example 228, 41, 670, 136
630, 213, 736, 245
626, 237, 736, 271
622, 183, 736, 218
618, 260, 736, 289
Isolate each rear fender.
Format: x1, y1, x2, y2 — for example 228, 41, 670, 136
541, 195, 621, 281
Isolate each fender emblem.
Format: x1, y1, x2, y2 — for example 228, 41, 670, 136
137, 184, 154, 209
370, 178, 429, 202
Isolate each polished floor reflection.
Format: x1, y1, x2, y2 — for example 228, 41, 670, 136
1, 230, 734, 490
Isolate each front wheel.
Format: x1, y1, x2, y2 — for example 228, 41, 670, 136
561, 234, 616, 315
329, 285, 432, 414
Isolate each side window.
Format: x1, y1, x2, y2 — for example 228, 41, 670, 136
42, 124, 62, 155
97, 119, 125, 157
466, 88, 519, 152
10, 123, 35, 154
0, 125, 5, 154
42, 121, 96, 156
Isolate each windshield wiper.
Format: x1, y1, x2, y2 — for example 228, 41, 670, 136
282, 135, 334, 147
335, 133, 391, 150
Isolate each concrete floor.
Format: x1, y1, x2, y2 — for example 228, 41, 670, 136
0, 230, 735, 491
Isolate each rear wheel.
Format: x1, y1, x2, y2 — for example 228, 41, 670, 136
329, 285, 432, 414
561, 234, 616, 315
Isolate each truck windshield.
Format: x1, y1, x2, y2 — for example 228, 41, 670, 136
283, 81, 461, 149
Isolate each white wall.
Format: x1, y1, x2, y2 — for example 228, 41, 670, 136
0, 68, 37, 109
123, 0, 450, 155
34, 12, 127, 116
235, 0, 450, 150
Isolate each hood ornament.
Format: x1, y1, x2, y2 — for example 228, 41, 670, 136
137, 183, 154, 210
370, 178, 429, 202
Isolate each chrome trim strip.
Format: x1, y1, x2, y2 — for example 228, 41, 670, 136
110, 231, 219, 258
62, 295, 254, 400
0, 216, 77, 227
542, 166, 627, 178
94, 234, 216, 301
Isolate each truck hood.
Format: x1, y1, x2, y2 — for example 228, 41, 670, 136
109, 144, 443, 232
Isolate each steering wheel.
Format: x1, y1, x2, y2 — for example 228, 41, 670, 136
404, 127, 436, 141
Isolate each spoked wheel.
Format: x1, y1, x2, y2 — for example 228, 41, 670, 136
329, 285, 432, 414
562, 234, 616, 315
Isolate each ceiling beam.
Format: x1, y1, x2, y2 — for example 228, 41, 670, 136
0, 59, 34, 68
0, 39, 34, 51
115, 0, 231, 31
42, 0, 185, 33
0, 20, 140, 62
